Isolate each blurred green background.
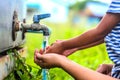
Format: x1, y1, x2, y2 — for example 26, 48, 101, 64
25, 0, 113, 80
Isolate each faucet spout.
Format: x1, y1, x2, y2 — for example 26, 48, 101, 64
21, 13, 51, 80
40, 25, 50, 36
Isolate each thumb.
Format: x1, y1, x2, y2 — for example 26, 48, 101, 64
34, 49, 39, 57
56, 40, 62, 42
36, 53, 44, 60
35, 49, 39, 53
46, 46, 50, 50
39, 49, 44, 54
96, 64, 106, 73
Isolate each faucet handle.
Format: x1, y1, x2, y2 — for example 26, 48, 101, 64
33, 13, 51, 23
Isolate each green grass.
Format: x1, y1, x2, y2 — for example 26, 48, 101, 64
25, 22, 113, 80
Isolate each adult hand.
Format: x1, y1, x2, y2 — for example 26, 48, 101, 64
34, 49, 67, 68
96, 64, 113, 76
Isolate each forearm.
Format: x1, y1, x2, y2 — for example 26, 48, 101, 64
62, 13, 120, 50
62, 28, 105, 50
77, 39, 104, 50
62, 39, 104, 56
60, 59, 116, 80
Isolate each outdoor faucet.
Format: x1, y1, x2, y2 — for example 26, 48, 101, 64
21, 14, 51, 80
21, 13, 51, 36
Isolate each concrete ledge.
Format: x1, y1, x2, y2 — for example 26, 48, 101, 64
0, 47, 27, 80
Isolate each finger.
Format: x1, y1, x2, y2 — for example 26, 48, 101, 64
35, 58, 47, 68
34, 54, 44, 66
46, 46, 52, 53
35, 49, 39, 54
34, 49, 39, 55
34, 49, 39, 58
34, 58, 43, 66
39, 49, 44, 54
96, 65, 104, 73
34, 55, 39, 64
96, 64, 108, 74
46, 46, 50, 50
34, 51, 40, 63
45, 46, 51, 54
96, 68, 104, 73
36, 53, 43, 60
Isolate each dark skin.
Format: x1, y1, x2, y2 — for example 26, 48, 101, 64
46, 13, 120, 55
35, 13, 120, 79
45, 13, 120, 75
96, 64, 113, 76
34, 51, 116, 80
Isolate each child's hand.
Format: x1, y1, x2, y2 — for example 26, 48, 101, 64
62, 48, 77, 56
96, 64, 113, 76
34, 49, 67, 68
38, 46, 50, 54
46, 40, 65, 54
46, 40, 78, 56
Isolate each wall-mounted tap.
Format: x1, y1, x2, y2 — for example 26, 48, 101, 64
20, 14, 51, 80
21, 14, 51, 80
21, 13, 51, 36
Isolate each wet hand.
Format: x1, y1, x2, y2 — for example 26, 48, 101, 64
46, 40, 78, 56
34, 49, 66, 68
46, 40, 65, 54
